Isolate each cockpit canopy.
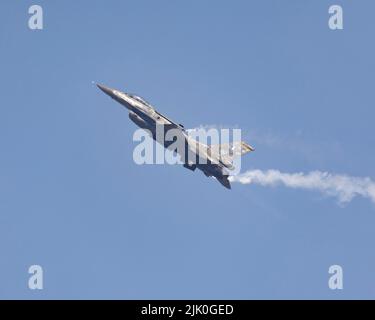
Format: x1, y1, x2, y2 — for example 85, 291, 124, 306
128, 94, 153, 108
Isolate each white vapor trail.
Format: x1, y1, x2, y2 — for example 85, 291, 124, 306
229, 170, 375, 204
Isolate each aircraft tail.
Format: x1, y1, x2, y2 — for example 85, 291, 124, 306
210, 141, 254, 170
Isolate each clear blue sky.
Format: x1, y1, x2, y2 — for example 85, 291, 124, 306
1, 0, 375, 299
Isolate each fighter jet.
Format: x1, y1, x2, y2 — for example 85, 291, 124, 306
96, 84, 254, 189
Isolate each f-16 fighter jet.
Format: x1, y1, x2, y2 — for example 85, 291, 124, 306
96, 84, 254, 189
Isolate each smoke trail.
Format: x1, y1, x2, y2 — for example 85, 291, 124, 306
229, 170, 375, 204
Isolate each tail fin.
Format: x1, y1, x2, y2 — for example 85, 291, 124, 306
209, 141, 254, 170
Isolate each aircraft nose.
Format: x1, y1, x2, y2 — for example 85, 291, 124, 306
96, 83, 116, 98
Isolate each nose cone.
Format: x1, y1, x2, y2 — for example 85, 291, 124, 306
96, 83, 115, 98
